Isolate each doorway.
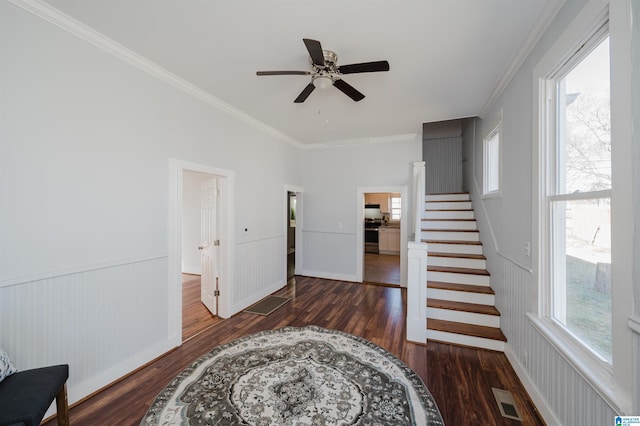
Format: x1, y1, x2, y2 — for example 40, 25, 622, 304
284, 185, 303, 284
181, 171, 220, 340
168, 160, 235, 343
363, 192, 402, 286
287, 192, 296, 280
356, 186, 409, 287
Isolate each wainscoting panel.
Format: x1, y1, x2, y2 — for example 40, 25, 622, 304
424, 137, 463, 194
0, 257, 171, 405
233, 236, 286, 312
301, 231, 357, 281
487, 253, 617, 424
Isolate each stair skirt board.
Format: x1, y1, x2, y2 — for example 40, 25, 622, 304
425, 193, 470, 202
427, 288, 495, 305
427, 256, 487, 269
422, 220, 478, 230
425, 201, 472, 210
427, 307, 501, 328
427, 271, 490, 286
424, 210, 475, 220
427, 329, 506, 352
425, 242, 484, 255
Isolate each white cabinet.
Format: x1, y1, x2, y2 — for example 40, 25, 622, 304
365, 193, 390, 213
379, 227, 400, 254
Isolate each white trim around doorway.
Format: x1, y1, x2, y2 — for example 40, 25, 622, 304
168, 159, 235, 342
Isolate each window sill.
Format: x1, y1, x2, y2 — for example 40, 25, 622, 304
482, 191, 502, 200
527, 313, 630, 414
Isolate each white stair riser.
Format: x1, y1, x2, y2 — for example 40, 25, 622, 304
422, 220, 477, 230
423, 210, 474, 220
427, 288, 495, 305
425, 201, 472, 210
425, 243, 483, 255
428, 271, 490, 286
428, 256, 486, 269
423, 231, 479, 241
425, 194, 470, 202
427, 329, 505, 352
427, 307, 501, 328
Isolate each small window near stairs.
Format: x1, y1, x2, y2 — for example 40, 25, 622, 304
483, 120, 501, 196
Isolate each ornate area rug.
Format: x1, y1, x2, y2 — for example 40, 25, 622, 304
141, 326, 444, 425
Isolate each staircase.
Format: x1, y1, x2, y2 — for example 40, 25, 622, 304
422, 193, 506, 351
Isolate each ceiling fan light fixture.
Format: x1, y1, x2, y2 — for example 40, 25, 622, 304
313, 75, 332, 90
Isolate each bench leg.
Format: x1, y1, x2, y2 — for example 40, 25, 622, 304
55, 383, 69, 426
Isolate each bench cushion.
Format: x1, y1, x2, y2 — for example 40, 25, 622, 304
0, 364, 69, 426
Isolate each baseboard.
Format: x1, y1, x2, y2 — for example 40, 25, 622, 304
504, 344, 561, 425
50, 335, 181, 419
181, 265, 201, 275
301, 270, 358, 283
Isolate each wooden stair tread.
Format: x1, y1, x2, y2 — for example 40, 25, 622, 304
428, 252, 486, 260
428, 318, 507, 342
428, 281, 495, 295
428, 265, 490, 276
427, 298, 500, 316
423, 239, 482, 245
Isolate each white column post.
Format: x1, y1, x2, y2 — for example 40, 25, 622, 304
407, 241, 428, 343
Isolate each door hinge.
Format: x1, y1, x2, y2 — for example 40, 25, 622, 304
213, 240, 220, 246
214, 289, 220, 297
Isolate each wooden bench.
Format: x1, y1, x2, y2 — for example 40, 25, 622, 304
0, 364, 69, 426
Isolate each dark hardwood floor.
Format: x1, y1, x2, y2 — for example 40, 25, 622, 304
364, 252, 401, 285
181, 274, 221, 340
45, 276, 544, 425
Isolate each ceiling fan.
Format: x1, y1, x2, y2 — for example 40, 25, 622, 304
256, 38, 390, 103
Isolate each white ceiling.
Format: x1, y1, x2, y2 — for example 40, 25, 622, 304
44, 0, 557, 146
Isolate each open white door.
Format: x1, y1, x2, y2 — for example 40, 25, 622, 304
199, 177, 218, 315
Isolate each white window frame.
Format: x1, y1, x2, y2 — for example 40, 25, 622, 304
482, 110, 502, 198
530, 0, 633, 413
390, 195, 401, 221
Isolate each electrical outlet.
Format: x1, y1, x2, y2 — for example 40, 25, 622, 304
523, 350, 529, 368
524, 242, 531, 257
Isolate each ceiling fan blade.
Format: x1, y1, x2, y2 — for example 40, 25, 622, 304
303, 38, 325, 67
294, 83, 316, 103
338, 60, 390, 74
333, 79, 365, 102
256, 70, 311, 76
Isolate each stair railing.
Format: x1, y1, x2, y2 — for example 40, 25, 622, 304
407, 161, 428, 343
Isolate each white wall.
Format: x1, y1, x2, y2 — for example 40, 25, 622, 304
463, 0, 639, 423
300, 137, 420, 281
0, 1, 301, 407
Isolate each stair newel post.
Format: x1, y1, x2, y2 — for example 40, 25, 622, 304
407, 161, 428, 343
407, 241, 429, 343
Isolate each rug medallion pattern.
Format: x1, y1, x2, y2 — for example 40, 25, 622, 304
141, 326, 444, 425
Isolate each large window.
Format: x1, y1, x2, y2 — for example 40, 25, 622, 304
549, 34, 612, 362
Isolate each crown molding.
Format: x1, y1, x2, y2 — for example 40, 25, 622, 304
8, 0, 304, 149
479, 0, 566, 118
303, 133, 419, 150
